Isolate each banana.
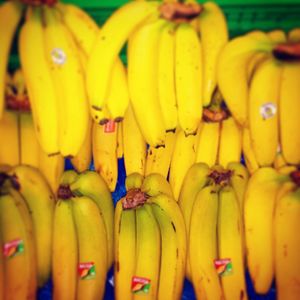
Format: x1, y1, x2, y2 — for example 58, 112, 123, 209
149, 193, 186, 300
175, 22, 202, 135
157, 21, 177, 131
199, 1, 228, 106
125, 172, 144, 190
189, 185, 223, 300
273, 152, 287, 170
92, 121, 118, 191
141, 173, 173, 198
87, 0, 159, 118
217, 31, 272, 126
133, 204, 160, 300
8, 165, 54, 287
169, 128, 197, 200
274, 187, 300, 300
195, 121, 220, 166
19, 113, 40, 168
145, 131, 176, 178
72, 196, 108, 300
288, 28, 300, 42
52, 198, 77, 300
59, 169, 78, 186
71, 117, 92, 172
218, 185, 248, 300
12, 68, 27, 101
268, 29, 286, 43
248, 57, 282, 166
0, 110, 19, 166
114, 199, 136, 300
123, 105, 146, 176
70, 171, 114, 271
242, 127, 260, 174
279, 61, 300, 165
244, 167, 285, 294
0, 0, 24, 118
218, 116, 242, 167
19, 6, 60, 155
117, 121, 123, 159
43, 6, 89, 157
127, 17, 167, 147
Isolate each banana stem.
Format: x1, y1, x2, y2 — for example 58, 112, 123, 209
208, 169, 233, 187
57, 184, 74, 200
273, 41, 300, 61
122, 188, 149, 209
20, 0, 58, 7
290, 170, 300, 186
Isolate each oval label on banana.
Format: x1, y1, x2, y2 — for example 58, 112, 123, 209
260, 102, 277, 120
51, 48, 67, 65
131, 276, 151, 294
3, 238, 24, 258
78, 262, 96, 280
214, 258, 233, 276
104, 120, 116, 133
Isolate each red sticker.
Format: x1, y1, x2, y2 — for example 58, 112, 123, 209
78, 262, 96, 280
104, 120, 116, 133
214, 258, 233, 276
131, 276, 151, 294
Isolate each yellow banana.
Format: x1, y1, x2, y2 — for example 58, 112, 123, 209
218, 185, 248, 300
72, 196, 108, 300
19, 6, 60, 155
127, 17, 167, 147
145, 131, 176, 178
87, 0, 159, 118
141, 173, 173, 198
195, 121, 220, 166
0, 0, 24, 118
117, 121, 123, 159
268, 29, 286, 43
199, 1, 228, 106
248, 57, 282, 166
244, 167, 285, 294
43, 6, 89, 157
218, 116, 242, 167
175, 22, 202, 135
114, 199, 136, 300
169, 128, 197, 200
92, 121, 118, 191
274, 186, 300, 300
123, 105, 146, 176
217, 32, 272, 126
8, 165, 54, 287
149, 193, 186, 300
70, 171, 114, 271
273, 152, 287, 170
279, 61, 300, 165
59, 169, 78, 186
157, 21, 177, 131
288, 28, 300, 42
189, 185, 223, 300
0, 110, 19, 166
125, 172, 144, 190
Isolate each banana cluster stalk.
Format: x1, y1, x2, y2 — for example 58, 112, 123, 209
52, 170, 114, 300
114, 172, 186, 300
179, 162, 249, 299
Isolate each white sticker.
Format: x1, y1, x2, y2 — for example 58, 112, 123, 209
260, 102, 277, 120
108, 275, 114, 287
51, 48, 66, 65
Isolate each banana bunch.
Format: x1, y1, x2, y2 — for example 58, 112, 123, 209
52, 169, 114, 300
87, 0, 228, 147
114, 172, 186, 300
244, 166, 300, 299
178, 162, 249, 300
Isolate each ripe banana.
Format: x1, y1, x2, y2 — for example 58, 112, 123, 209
199, 1, 228, 106
217, 31, 272, 126
248, 57, 282, 166
279, 61, 300, 165
123, 105, 146, 176
87, 0, 159, 118
117, 122, 123, 159
288, 27, 300, 42
189, 185, 223, 300
218, 117, 242, 167
92, 121, 118, 191
19, 6, 60, 155
127, 17, 167, 147
125, 172, 144, 190
9, 165, 54, 287
218, 185, 248, 300
43, 6, 89, 157
0, 0, 24, 118
141, 173, 173, 198
175, 22, 202, 135
70, 171, 114, 271
145, 131, 176, 178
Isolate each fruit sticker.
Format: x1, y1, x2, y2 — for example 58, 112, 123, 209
260, 102, 277, 120
51, 48, 67, 65
131, 276, 151, 294
3, 239, 24, 258
78, 262, 96, 280
214, 258, 233, 276
104, 120, 116, 133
